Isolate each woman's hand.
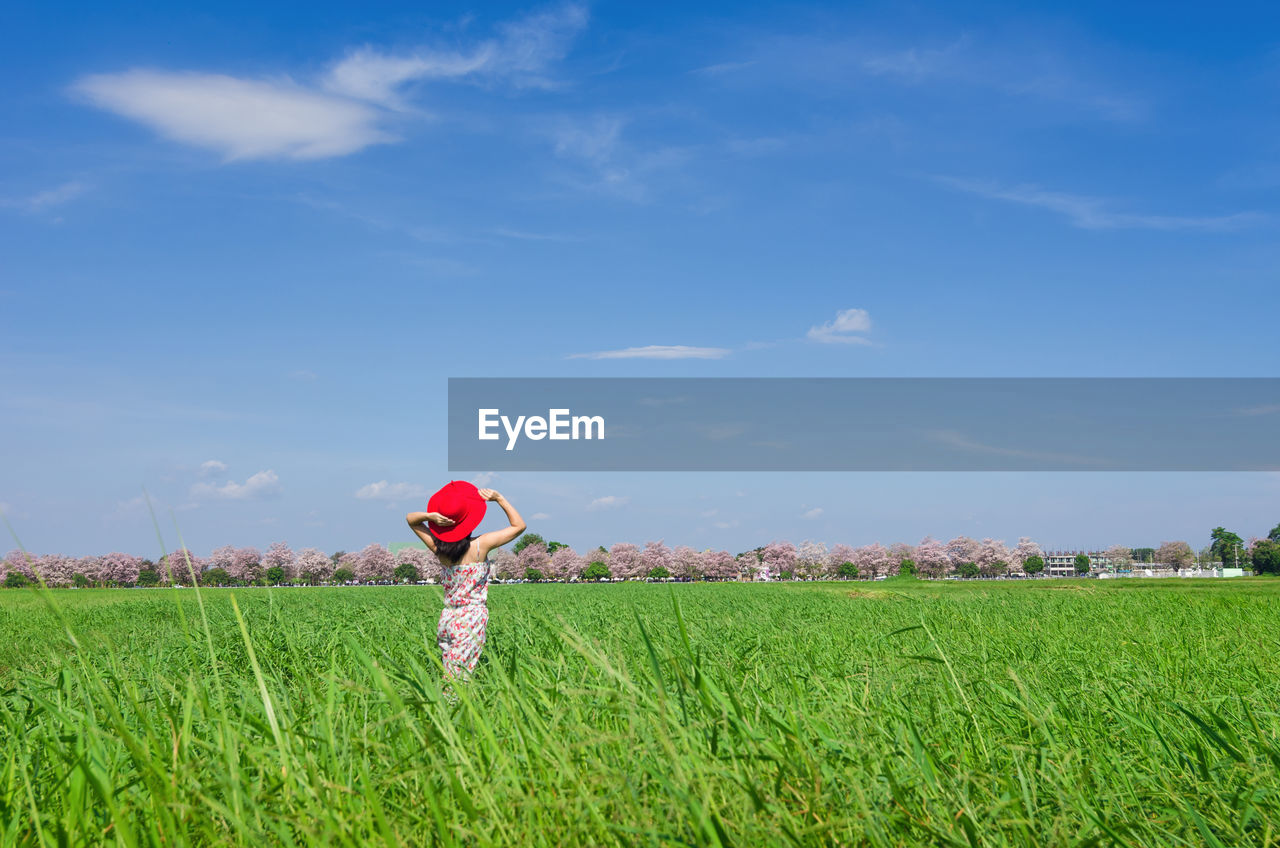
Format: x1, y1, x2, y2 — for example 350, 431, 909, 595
425, 512, 456, 527
477, 488, 503, 502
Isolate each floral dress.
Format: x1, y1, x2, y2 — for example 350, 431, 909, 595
437, 558, 490, 680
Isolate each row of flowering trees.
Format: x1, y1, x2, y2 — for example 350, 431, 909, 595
1, 536, 1060, 588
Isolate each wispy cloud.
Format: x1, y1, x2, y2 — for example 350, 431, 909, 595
936, 176, 1264, 231
691, 60, 758, 76
587, 495, 627, 510
490, 226, 581, 242
568, 344, 731, 360
71, 4, 587, 161
114, 495, 145, 516
324, 3, 588, 106
1234, 403, 1280, 417
801, 507, 824, 519
547, 114, 694, 201
354, 480, 428, 501
926, 429, 1106, 467
470, 471, 497, 486
707, 31, 1143, 121
199, 459, 227, 476
807, 308, 872, 345
530, 512, 551, 520
1, 181, 88, 213
191, 469, 281, 500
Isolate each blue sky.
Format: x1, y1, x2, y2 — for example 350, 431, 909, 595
3, 1, 1279, 557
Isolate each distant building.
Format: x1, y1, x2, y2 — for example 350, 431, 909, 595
1042, 550, 1112, 577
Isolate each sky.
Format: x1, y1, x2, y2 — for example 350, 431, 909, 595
3, 0, 1279, 558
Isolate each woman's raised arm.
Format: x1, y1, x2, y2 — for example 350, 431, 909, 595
405, 511, 455, 554
474, 489, 525, 556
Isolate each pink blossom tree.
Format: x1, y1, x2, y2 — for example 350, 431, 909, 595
1011, 537, 1042, 576
161, 549, 205, 584
701, 550, 737, 581
550, 547, 586, 581
915, 536, 950, 579
819, 548, 849, 581
760, 541, 797, 580
336, 552, 361, 581
34, 554, 75, 587
855, 543, 894, 579
976, 538, 1012, 576
4, 550, 39, 583
736, 551, 762, 580
796, 541, 828, 580
294, 548, 334, 583
641, 541, 674, 579
1156, 540, 1194, 569
517, 542, 550, 579
667, 545, 701, 580
945, 537, 980, 573
262, 542, 295, 580
393, 548, 434, 582
100, 552, 142, 585
609, 543, 643, 581
74, 555, 104, 584
888, 542, 916, 575
489, 548, 518, 581
419, 549, 443, 582
356, 544, 395, 583
208, 545, 237, 575
233, 547, 263, 583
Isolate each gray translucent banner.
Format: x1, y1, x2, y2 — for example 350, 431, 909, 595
448, 378, 1280, 471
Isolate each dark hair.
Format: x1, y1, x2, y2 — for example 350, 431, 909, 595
432, 530, 475, 566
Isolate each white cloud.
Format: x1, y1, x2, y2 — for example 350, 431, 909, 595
191, 469, 281, 500
470, 471, 498, 486
935, 176, 1263, 231
692, 60, 758, 76
354, 480, 428, 501
925, 429, 1105, 466
323, 48, 492, 107
553, 115, 624, 164
801, 507, 824, 519
199, 459, 227, 476
548, 114, 693, 201
732, 31, 1142, 122
530, 512, 551, 520
72, 5, 588, 161
326, 3, 587, 105
568, 345, 731, 360
1235, 403, 1280, 417
713, 519, 740, 529
587, 495, 628, 511
73, 71, 393, 161
807, 308, 873, 345
114, 495, 145, 515
1, 181, 87, 213
288, 369, 318, 381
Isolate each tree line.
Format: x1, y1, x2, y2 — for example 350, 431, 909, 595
4, 523, 1278, 589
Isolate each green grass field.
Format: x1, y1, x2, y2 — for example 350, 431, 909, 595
2, 578, 1279, 846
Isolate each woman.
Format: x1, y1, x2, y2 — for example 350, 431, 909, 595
406, 481, 525, 681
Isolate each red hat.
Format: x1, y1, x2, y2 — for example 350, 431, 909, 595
426, 480, 487, 542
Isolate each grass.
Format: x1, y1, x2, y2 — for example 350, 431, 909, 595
2, 577, 1279, 846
